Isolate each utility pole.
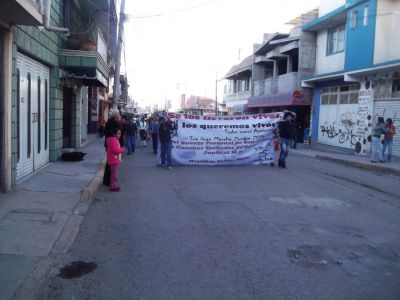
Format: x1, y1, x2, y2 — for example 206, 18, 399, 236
112, 0, 126, 109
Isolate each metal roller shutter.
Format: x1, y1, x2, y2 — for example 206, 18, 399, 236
373, 100, 400, 157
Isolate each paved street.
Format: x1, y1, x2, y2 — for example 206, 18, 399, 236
44, 145, 400, 300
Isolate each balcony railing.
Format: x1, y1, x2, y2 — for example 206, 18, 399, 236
65, 26, 108, 64
254, 72, 299, 96
224, 90, 251, 102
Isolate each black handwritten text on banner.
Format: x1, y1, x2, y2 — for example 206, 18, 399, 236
167, 112, 284, 166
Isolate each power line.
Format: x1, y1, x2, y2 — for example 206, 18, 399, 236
132, 0, 222, 19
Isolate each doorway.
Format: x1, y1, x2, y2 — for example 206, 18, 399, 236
16, 52, 50, 180
63, 87, 74, 148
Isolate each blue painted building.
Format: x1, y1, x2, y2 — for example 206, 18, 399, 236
303, 0, 400, 157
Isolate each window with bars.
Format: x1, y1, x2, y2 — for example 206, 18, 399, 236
374, 73, 400, 100
393, 72, 400, 98
321, 84, 360, 105
339, 84, 360, 104
321, 87, 338, 105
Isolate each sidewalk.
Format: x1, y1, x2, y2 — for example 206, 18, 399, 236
291, 144, 400, 177
0, 137, 105, 300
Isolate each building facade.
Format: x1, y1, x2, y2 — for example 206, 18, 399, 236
0, 0, 118, 192
303, 0, 400, 157
248, 10, 318, 136
1, 0, 45, 192
224, 55, 253, 115
222, 9, 318, 142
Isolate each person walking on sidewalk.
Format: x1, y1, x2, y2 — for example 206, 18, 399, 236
106, 129, 125, 192
371, 117, 387, 163
151, 115, 159, 154
278, 112, 295, 168
159, 117, 173, 170
123, 117, 138, 155
382, 118, 396, 163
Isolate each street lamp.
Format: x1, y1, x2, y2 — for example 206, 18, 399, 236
215, 72, 224, 116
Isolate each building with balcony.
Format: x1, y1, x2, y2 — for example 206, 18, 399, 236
0, 0, 118, 192
59, 0, 117, 149
248, 9, 318, 139
303, 0, 400, 157
223, 55, 253, 115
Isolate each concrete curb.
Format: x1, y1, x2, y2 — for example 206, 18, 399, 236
51, 157, 106, 254
292, 150, 400, 177
315, 155, 400, 177
12, 157, 106, 300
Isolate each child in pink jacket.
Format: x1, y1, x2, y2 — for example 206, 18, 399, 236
106, 129, 125, 191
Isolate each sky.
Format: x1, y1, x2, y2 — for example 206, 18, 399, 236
123, 0, 319, 110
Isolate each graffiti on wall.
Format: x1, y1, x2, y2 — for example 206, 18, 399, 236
320, 118, 357, 146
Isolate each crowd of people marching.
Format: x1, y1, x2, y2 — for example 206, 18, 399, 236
100, 109, 396, 192
101, 109, 174, 192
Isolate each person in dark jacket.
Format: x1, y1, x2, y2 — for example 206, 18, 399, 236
150, 115, 159, 154
122, 117, 138, 155
290, 118, 298, 149
159, 117, 173, 170
278, 112, 295, 168
371, 117, 387, 163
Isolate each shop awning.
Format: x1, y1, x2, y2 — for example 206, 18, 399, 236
62, 67, 108, 87
248, 91, 312, 108
59, 49, 110, 87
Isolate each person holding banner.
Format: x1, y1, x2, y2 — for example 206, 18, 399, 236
278, 112, 295, 168
159, 117, 173, 170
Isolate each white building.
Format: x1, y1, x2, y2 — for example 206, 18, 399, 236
303, 0, 400, 157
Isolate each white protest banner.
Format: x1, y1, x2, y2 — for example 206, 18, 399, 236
167, 112, 284, 166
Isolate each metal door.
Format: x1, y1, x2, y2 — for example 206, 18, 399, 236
16, 53, 49, 180
373, 100, 400, 157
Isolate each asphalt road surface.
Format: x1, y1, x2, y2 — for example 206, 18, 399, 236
44, 145, 400, 300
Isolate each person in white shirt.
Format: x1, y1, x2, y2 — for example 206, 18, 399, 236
138, 117, 148, 147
